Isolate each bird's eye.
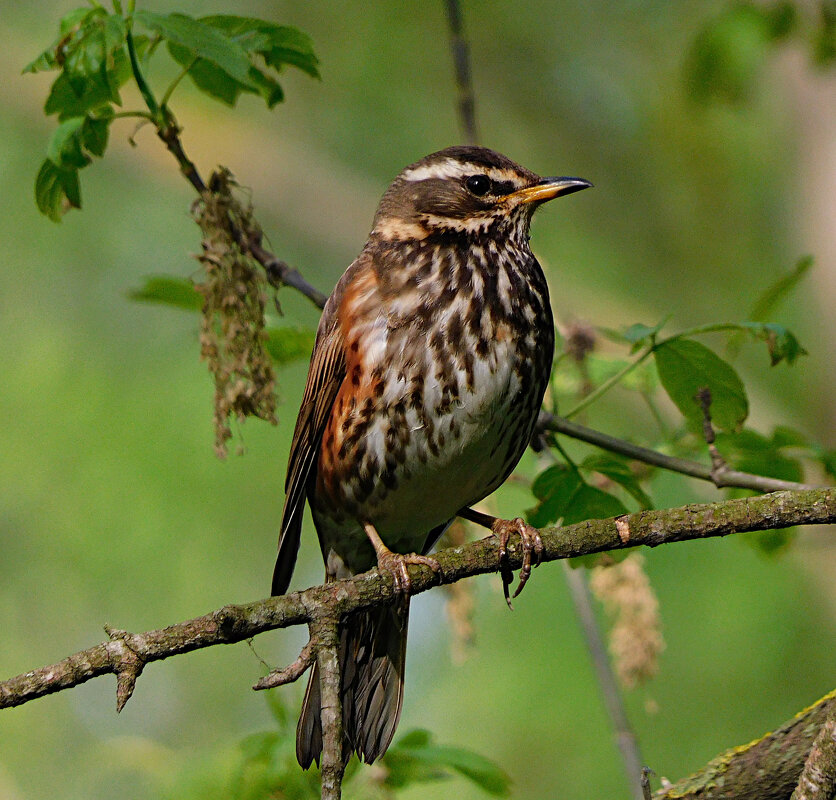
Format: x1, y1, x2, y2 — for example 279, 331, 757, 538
465, 174, 492, 196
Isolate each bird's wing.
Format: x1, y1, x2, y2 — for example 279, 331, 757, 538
271, 295, 347, 596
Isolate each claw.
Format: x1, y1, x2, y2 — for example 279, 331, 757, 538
491, 517, 543, 605
377, 550, 442, 595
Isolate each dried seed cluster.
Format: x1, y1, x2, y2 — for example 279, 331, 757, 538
589, 553, 665, 688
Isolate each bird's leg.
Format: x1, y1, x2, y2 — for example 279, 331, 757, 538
362, 521, 441, 594
458, 507, 544, 607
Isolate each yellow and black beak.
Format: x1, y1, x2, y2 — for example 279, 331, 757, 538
506, 176, 593, 205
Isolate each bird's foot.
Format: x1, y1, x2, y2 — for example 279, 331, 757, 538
491, 516, 544, 607
376, 549, 441, 594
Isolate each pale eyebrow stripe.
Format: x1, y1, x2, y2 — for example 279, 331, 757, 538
401, 161, 523, 185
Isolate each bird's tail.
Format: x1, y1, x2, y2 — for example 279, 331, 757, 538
296, 595, 409, 768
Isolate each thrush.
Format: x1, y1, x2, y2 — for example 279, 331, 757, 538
271, 145, 590, 768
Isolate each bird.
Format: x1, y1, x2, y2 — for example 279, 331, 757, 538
271, 145, 591, 769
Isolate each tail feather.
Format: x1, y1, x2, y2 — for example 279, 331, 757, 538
296, 596, 409, 767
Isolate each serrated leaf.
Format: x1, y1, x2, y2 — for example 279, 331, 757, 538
264, 327, 316, 364
128, 276, 203, 311
43, 48, 130, 117
135, 11, 256, 86
581, 454, 653, 509
202, 16, 320, 78
35, 159, 81, 221
655, 338, 748, 432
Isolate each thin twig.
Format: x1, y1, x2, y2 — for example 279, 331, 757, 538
543, 413, 819, 493
791, 698, 836, 800
2, 489, 834, 711
563, 563, 646, 800
444, 0, 479, 145
253, 637, 317, 690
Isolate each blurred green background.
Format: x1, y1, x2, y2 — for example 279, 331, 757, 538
3, 1, 836, 798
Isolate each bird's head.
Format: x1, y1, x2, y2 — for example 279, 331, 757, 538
371, 145, 591, 242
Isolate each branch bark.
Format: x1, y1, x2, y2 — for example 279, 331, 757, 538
656, 690, 836, 800
2, 488, 833, 712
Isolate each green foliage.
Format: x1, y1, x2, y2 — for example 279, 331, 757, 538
381, 729, 512, 796
528, 464, 625, 530
26, 5, 318, 220
654, 339, 749, 432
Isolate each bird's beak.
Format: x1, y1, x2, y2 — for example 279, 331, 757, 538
505, 177, 593, 205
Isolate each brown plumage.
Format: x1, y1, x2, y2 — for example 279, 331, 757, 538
272, 145, 591, 768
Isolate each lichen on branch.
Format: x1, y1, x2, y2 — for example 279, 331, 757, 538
192, 169, 278, 456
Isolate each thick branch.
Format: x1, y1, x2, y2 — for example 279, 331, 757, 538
1, 489, 833, 711
545, 414, 817, 493
791, 697, 836, 800
656, 690, 836, 800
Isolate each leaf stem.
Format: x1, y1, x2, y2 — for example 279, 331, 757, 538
125, 26, 160, 120
160, 57, 198, 108
563, 347, 654, 419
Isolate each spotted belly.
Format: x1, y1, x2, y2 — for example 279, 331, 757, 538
311, 337, 538, 575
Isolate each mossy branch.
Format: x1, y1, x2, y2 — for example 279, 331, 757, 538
656, 690, 836, 800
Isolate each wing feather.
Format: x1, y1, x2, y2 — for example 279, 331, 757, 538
271, 297, 346, 596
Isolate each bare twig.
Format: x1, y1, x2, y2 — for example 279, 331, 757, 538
2, 489, 834, 712
444, 0, 479, 145
697, 387, 729, 477
563, 562, 646, 800
543, 413, 819, 493
253, 636, 317, 690
791, 698, 836, 800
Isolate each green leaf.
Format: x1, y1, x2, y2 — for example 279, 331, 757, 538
128, 276, 203, 312
528, 465, 628, 529
81, 113, 112, 157
714, 428, 804, 484
135, 11, 256, 86
35, 159, 81, 221
43, 48, 130, 117
746, 528, 797, 556
164, 17, 318, 108
527, 464, 583, 528
580, 454, 653, 509
23, 7, 101, 72
201, 16, 320, 78
47, 117, 90, 168
166, 41, 245, 106
622, 319, 668, 352
654, 338, 748, 432
737, 322, 807, 366
383, 729, 511, 796
264, 327, 316, 364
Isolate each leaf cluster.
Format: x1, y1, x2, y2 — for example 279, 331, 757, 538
26, 4, 319, 220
